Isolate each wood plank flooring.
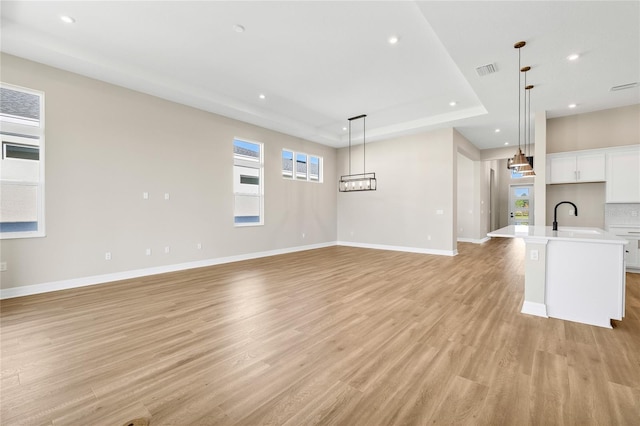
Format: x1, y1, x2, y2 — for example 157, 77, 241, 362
1, 238, 639, 425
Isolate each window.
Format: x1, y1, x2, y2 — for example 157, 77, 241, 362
282, 149, 322, 182
1, 84, 45, 239
233, 138, 263, 226
309, 155, 320, 181
296, 153, 307, 179
282, 150, 293, 178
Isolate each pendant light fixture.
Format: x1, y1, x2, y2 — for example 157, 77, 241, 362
509, 41, 529, 169
339, 114, 377, 192
519, 64, 536, 176
520, 82, 536, 176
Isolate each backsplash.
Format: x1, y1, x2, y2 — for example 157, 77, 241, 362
605, 203, 640, 227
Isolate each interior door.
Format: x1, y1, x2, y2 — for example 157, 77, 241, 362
509, 184, 534, 226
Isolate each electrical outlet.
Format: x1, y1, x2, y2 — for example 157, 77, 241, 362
196, 243, 202, 250
164, 193, 170, 200
145, 248, 152, 256
530, 249, 539, 261
0, 262, 7, 272
143, 192, 149, 200
105, 252, 112, 261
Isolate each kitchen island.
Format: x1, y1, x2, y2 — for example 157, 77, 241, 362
488, 225, 628, 328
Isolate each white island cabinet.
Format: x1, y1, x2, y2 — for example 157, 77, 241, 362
488, 226, 628, 328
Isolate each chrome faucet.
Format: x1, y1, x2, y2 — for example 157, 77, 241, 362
553, 201, 578, 231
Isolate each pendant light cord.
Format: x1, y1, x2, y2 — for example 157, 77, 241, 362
528, 83, 532, 158
524, 70, 528, 157
348, 119, 352, 176
363, 115, 366, 174
518, 47, 522, 152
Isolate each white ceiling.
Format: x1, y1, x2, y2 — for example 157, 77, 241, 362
1, 1, 638, 150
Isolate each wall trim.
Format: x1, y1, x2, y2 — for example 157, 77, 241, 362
0, 241, 337, 300
457, 237, 491, 244
337, 241, 458, 257
521, 301, 548, 318
2, 240, 460, 300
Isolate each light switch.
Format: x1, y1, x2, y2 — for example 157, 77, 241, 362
164, 193, 170, 200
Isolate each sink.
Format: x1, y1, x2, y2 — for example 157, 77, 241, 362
556, 227, 601, 235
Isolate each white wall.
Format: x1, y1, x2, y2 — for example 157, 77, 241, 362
457, 153, 475, 239
0, 54, 338, 291
546, 104, 640, 153
456, 152, 488, 242
336, 127, 482, 253
546, 183, 606, 228
337, 128, 458, 254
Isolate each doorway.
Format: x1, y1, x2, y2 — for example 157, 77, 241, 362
508, 184, 534, 226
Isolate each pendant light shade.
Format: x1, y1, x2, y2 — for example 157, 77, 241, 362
511, 149, 529, 168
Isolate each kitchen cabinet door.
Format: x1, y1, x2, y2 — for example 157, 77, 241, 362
576, 153, 606, 182
548, 156, 577, 183
626, 240, 640, 268
606, 147, 640, 203
548, 152, 605, 183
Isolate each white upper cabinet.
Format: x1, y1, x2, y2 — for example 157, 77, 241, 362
606, 146, 640, 203
547, 150, 606, 184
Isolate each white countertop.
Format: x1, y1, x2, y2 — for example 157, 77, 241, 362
488, 225, 628, 245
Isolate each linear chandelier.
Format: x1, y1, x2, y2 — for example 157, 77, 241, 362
339, 114, 377, 192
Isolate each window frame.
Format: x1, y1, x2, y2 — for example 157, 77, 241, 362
282, 148, 323, 183
0, 83, 45, 239
233, 138, 264, 227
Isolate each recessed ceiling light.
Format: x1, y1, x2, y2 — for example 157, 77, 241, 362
449, 101, 457, 107
568, 103, 577, 108
259, 94, 266, 100
388, 36, 399, 45
567, 53, 580, 61
504, 142, 509, 145
495, 128, 501, 133
233, 24, 245, 33
60, 15, 76, 24
342, 127, 347, 131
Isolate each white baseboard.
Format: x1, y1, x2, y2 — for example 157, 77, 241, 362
521, 301, 548, 318
337, 241, 458, 257
457, 237, 491, 244
0, 241, 337, 300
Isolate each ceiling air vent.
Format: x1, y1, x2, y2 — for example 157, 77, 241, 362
475, 63, 497, 76
610, 82, 639, 91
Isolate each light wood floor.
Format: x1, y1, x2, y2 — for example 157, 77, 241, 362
1, 238, 640, 425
